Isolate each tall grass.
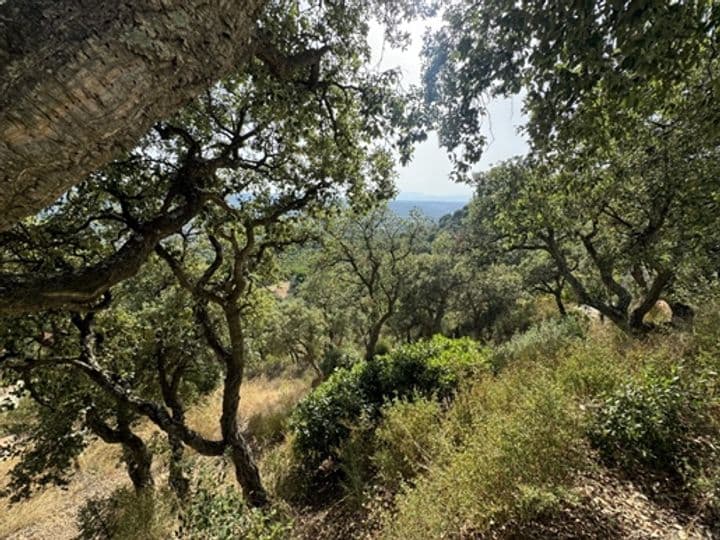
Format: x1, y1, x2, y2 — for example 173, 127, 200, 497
379, 316, 720, 538
382, 367, 587, 539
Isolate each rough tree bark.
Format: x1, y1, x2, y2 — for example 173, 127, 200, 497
156, 344, 191, 500
222, 306, 268, 507
86, 406, 154, 492
0, 0, 266, 230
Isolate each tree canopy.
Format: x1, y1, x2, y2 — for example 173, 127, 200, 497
423, 0, 720, 172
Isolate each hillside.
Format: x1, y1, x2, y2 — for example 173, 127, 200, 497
1, 1, 719, 539
388, 199, 467, 220
1, 315, 718, 538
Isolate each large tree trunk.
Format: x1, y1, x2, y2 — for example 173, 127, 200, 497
122, 436, 155, 492
86, 406, 154, 492
0, 0, 266, 231
223, 307, 268, 507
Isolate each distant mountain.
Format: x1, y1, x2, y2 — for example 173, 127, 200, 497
389, 198, 468, 220
395, 191, 472, 202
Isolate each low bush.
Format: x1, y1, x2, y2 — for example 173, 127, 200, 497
373, 397, 444, 490
178, 475, 292, 540
490, 315, 586, 372
589, 364, 720, 482
589, 372, 693, 474
318, 346, 357, 378
289, 336, 489, 468
554, 339, 628, 400
381, 367, 586, 539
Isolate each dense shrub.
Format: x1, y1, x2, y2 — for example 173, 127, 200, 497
373, 397, 444, 489
318, 346, 357, 378
589, 368, 718, 479
290, 336, 488, 468
490, 315, 586, 372
589, 372, 690, 474
382, 368, 586, 539
178, 480, 291, 539
377, 321, 720, 537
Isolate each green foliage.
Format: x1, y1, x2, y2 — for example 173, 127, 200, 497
0, 262, 221, 500
490, 315, 586, 372
1, 388, 88, 501
446, 260, 532, 342
318, 346, 357, 379
178, 483, 291, 540
258, 298, 330, 379
423, 0, 719, 168
382, 368, 586, 539
304, 206, 432, 360
290, 366, 366, 468
0, 0, 422, 500
554, 339, 628, 401
373, 397, 444, 489
589, 369, 715, 477
290, 336, 488, 468
376, 310, 720, 537
372, 339, 392, 358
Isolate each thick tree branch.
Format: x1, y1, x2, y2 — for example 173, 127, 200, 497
0, 184, 206, 315
0, 0, 267, 230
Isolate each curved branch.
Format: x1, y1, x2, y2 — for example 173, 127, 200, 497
253, 34, 331, 81
0, 187, 206, 315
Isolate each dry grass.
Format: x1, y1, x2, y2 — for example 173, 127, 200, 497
0, 441, 126, 539
0, 373, 312, 539
187, 373, 312, 440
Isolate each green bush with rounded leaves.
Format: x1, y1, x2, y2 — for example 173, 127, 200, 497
290, 336, 489, 468
589, 370, 713, 476
178, 483, 291, 540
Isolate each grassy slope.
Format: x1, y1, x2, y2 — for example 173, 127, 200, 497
2, 317, 719, 539
0, 374, 311, 539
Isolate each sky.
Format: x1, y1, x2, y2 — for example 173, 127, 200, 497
368, 19, 529, 200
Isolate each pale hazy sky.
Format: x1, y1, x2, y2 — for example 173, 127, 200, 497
368, 19, 529, 199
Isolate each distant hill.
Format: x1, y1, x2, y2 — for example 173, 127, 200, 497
389, 198, 468, 220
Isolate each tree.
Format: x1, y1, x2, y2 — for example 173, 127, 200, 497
0, 10, 403, 502
0, 0, 260, 230
519, 252, 568, 317
392, 232, 462, 341
0, 269, 218, 501
447, 259, 527, 342
0, 0, 427, 230
469, 144, 720, 333
317, 207, 428, 360
262, 299, 330, 383
423, 0, 719, 172
2, 212, 311, 507
0, 2, 406, 316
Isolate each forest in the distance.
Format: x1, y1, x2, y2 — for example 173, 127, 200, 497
1, 1, 720, 538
